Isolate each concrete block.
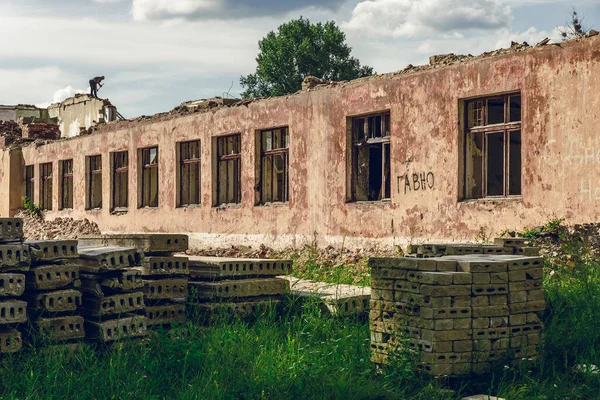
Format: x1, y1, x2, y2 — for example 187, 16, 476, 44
190, 277, 288, 300
509, 322, 543, 336
145, 278, 189, 301
458, 259, 507, 273
371, 289, 395, 302
407, 271, 453, 285
188, 256, 292, 279
0, 244, 31, 270
494, 238, 530, 247
473, 327, 510, 340
506, 257, 543, 271
490, 272, 508, 284
472, 305, 509, 317
36, 315, 85, 341
372, 266, 407, 280
472, 296, 489, 306
419, 285, 471, 296
453, 318, 472, 330
472, 285, 508, 296
421, 329, 472, 341
0, 218, 24, 242
489, 295, 508, 305
79, 234, 188, 254
472, 273, 491, 284
85, 314, 148, 342
0, 273, 26, 297
490, 316, 509, 327
0, 327, 22, 353
371, 278, 394, 290
508, 268, 543, 281
452, 273, 472, 285
514, 247, 540, 256
145, 303, 186, 326
30, 289, 82, 313
420, 351, 472, 364
84, 292, 145, 316
454, 340, 473, 353
138, 256, 189, 276
509, 280, 542, 292
421, 307, 471, 320
26, 240, 78, 263
408, 338, 453, 353
77, 246, 140, 273
27, 263, 79, 290
0, 300, 27, 324
368, 257, 436, 271
79, 271, 144, 297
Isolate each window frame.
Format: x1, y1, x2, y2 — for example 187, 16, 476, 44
25, 165, 34, 202
178, 140, 201, 207
215, 134, 242, 206
39, 162, 53, 211
257, 127, 289, 205
347, 111, 392, 203
139, 146, 159, 208
111, 151, 129, 211
463, 92, 522, 200
60, 159, 73, 210
86, 155, 103, 210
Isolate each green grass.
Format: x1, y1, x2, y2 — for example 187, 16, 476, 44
3, 238, 600, 399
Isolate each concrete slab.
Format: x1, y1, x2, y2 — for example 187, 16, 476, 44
138, 256, 189, 276
0, 327, 22, 353
85, 314, 148, 342
0, 218, 24, 243
77, 246, 140, 273
79, 234, 188, 254
145, 303, 186, 326
29, 289, 82, 313
26, 240, 78, 263
36, 315, 85, 341
145, 278, 188, 301
79, 270, 145, 297
188, 256, 292, 279
189, 277, 289, 300
280, 276, 370, 315
83, 291, 145, 316
0, 244, 31, 271
27, 263, 80, 290
0, 300, 27, 324
0, 273, 26, 297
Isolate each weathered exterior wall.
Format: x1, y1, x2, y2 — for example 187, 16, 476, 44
0, 106, 42, 122
4, 37, 600, 249
0, 148, 24, 217
48, 95, 115, 138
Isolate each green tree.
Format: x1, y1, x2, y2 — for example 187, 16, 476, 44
240, 17, 374, 98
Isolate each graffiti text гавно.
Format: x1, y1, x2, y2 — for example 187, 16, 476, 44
398, 172, 434, 194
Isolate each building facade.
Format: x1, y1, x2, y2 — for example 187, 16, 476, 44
1, 37, 599, 250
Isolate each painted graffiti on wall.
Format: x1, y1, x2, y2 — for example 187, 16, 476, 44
398, 172, 435, 194
580, 178, 600, 202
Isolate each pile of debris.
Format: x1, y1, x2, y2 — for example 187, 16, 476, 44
16, 211, 100, 240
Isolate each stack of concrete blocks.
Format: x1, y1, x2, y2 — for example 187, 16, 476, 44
0, 218, 29, 354
25, 239, 84, 345
187, 256, 292, 322
369, 239, 545, 377
279, 276, 371, 316
77, 246, 148, 343
79, 234, 190, 329
408, 238, 540, 258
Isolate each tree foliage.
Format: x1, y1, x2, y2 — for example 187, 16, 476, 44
240, 17, 374, 98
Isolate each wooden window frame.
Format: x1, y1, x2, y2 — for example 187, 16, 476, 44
179, 140, 201, 206
25, 165, 34, 202
215, 134, 241, 206
60, 159, 73, 210
140, 147, 159, 208
464, 93, 522, 199
40, 162, 53, 211
86, 155, 102, 210
348, 111, 392, 202
257, 127, 289, 205
112, 151, 129, 211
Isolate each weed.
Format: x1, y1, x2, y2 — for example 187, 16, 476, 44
21, 196, 42, 218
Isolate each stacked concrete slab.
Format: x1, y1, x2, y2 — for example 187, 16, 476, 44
79, 234, 189, 328
279, 276, 370, 316
187, 256, 292, 322
25, 239, 84, 345
409, 238, 540, 258
0, 218, 28, 353
77, 246, 148, 342
369, 238, 545, 377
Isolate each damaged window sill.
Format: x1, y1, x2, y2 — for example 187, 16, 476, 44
346, 199, 392, 206
111, 208, 128, 215
213, 203, 242, 210
178, 204, 202, 209
256, 202, 289, 208
460, 196, 522, 205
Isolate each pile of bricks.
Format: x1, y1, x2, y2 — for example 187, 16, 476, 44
25, 239, 84, 345
0, 218, 28, 353
187, 256, 292, 322
369, 238, 545, 376
79, 234, 190, 329
77, 246, 148, 343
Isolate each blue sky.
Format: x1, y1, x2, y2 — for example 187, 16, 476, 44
0, 0, 598, 118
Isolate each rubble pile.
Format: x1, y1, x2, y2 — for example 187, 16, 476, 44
79, 234, 190, 329
25, 239, 85, 345
0, 218, 28, 354
369, 238, 545, 377
16, 211, 100, 240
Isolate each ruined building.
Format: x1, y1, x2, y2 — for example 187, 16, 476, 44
0, 36, 599, 250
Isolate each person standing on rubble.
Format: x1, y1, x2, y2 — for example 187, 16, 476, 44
89, 76, 105, 98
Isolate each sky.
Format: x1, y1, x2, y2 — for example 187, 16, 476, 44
0, 0, 598, 118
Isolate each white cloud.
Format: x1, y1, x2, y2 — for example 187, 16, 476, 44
132, 0, 222, 21
93, 0, 124, 4
493, 26, 561, 49
344, 0, 511, 38
36, 85, 88, 108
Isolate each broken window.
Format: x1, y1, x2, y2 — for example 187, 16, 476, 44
25, 165, 34, 201
348, 111, 391, 202
179, 141, 201, 206
216, 134, 241, 206
60, 159, 73, 210
40, 163, 53, 211
86, 155, 102, 209
112, 151, 128, 210
464, 93, 521, 199
257, 127, 289, 204
140, 147, 158, 208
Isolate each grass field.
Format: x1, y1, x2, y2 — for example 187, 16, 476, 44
1, 231, 600, 399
